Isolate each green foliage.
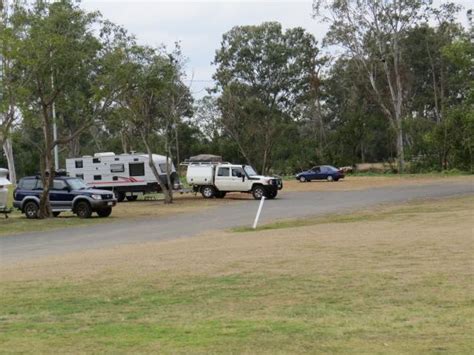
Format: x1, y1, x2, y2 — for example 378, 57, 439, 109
1, 1, 472, 183
213, 22, 320, 174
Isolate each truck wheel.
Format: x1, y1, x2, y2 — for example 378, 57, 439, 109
267, 189, 278, 199
53, 212, 61, 217
114, 191, 125, 202
252, 185, 266, 200
97, 208, 112, 217
75, 201, 92, 218
215, 191, 227, 199
24, 201, 39, 219
126, 195, 138, 202
201, 186, 216, 198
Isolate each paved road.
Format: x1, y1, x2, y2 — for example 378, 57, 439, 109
1, 182, 472, 263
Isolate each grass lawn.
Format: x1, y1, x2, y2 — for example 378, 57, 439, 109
1, 196, 473, 353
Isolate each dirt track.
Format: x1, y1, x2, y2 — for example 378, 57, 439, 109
1, 177, 472, 264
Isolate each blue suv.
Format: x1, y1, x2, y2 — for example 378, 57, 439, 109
13, 176, 117, 219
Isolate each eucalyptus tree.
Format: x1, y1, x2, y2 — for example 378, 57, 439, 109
213, 22, 320, 174
12, 1, 125, 218
0, 0, 20, 183
118, 45, 185, 204
313, 0, 434, 172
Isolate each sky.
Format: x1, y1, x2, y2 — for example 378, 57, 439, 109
81, 0, 473, 99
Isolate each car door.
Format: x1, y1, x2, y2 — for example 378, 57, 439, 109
319, 166, 329, 180
311, 166, 322, 180
50, 179, 71, 209
214, 167, 232, 191
229, 167, 251, 191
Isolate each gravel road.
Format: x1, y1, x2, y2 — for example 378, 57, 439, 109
1, 182, 472, 263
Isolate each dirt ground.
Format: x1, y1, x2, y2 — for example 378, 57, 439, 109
3, 195, 472, 282
283, 174, 474, 192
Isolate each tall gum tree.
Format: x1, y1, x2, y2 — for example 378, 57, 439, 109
118, 46, 188, 204
213, 22, 320, 174
13, 1, 123, 217
0, 0, 19, 184
313, 0, 433, 172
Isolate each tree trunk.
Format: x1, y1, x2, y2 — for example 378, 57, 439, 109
165, 142, 174, 204
68, 135, 80, 158
396, 124, 405, 174
141, 131, 172, 204
38, 104, 54, 219
38, 148, 54, 219
2, 136, 16, 184
121, 128, 129, 154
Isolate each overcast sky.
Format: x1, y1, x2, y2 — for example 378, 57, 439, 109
82, 0, 472, 99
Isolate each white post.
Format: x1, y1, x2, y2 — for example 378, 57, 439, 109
253, 196, 266, 229
52, 101, 59, 171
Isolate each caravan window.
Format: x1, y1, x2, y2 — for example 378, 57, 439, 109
110, 163, 125, 173
75, 160, 83, 169
93, 158, 101, 164
94, 175, 102, 181
129, 162, 145, 176
159, 163, 170, 173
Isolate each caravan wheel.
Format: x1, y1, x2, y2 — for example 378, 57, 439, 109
114, 191, 125, 202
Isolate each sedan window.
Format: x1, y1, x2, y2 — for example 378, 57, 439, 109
312, 167, 320, 173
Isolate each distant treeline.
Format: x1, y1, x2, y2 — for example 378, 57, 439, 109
1, 0, 473, 183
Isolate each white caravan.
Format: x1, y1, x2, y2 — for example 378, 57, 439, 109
66, 152, 179, 202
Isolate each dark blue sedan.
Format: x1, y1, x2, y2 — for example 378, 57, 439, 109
295, 165, 345, 182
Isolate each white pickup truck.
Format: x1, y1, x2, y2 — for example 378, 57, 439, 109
186, 163, 283, 199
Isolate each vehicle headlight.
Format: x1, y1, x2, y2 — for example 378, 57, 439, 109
91, 194, 102, 200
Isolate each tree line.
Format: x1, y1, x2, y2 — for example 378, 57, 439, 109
1, 0, 472, 216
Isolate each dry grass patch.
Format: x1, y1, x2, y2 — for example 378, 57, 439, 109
1, 196, 473, 353
283, 174, 474, 192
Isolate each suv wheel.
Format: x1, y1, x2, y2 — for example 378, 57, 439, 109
267, 189, 278, 199
252, 185, 266, 200
126, 195, 138, 202
201, 186, 215, 198
75, 201, 92, 218
97, 208, 112, 218
24, 201, 39, 219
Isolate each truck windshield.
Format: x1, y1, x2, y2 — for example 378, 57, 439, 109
67, 178, 89, 190
244, 166, 258, 176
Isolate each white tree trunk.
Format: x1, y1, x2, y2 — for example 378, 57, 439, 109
2, 137, 16, 184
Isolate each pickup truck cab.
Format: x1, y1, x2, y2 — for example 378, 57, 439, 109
13, 176, 117, 219
186, 163, 283, 199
